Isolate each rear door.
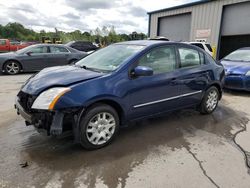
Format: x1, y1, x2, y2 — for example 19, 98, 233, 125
128, 45, 181, 119
47, 46, 71, 66
175, 45, 210, 107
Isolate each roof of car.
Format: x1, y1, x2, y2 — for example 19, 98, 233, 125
115, 40, 176, 46
33, 44, 66, 47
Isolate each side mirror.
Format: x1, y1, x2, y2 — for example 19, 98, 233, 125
132, 66, 153, 77
26, 51, 33, 56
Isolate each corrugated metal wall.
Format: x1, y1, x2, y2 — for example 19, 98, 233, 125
149, 0, 250, 47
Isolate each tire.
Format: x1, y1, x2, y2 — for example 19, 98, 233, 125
199, 86, 219, 114
79, 104, 119, 150
4, 60, 21, 75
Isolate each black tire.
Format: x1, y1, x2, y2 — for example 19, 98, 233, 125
199, 86, 219, 114
79, 104, 119, 150
3, 60, 21, 75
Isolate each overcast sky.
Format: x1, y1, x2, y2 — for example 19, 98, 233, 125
0, 0, 198, 34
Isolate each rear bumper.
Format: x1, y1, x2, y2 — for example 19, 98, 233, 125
223, 75, 250, 91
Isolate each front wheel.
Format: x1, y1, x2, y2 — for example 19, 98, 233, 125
79, 104, 119, 150
199, 86, 219, 114
4, 61, 21, 75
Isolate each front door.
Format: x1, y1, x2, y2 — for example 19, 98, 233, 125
19, 46, 49, 71
128, 45, 181, 120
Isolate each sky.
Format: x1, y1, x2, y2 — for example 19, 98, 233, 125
0, 0, 198, 34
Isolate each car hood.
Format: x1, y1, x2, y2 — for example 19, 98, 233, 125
221, 60, 250, 74
21, 65, 104, 95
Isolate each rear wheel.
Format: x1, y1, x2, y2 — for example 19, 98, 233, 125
79, 104, 119, 150
4, 61, 21, 75
199, 86, 219, 114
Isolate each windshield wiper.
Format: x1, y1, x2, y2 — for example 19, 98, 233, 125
81, 65, 103, 73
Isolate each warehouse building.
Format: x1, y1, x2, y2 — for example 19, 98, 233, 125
148, 0, 250, 59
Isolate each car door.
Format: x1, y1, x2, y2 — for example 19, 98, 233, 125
47, 46, 71, 66
128, 45, 182, 119
175, 45, 210, 107
18, 46, 49, 71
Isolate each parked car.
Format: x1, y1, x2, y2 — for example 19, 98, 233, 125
0, 39, 29, 53
221, 47, 250, 91
66, 41, 99, 53
0, 44, 87, 75
189, 42, 213, 57
15, 40, 224, 149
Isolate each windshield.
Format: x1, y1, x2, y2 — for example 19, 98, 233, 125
224, 49, 250, 62
75, 44, 145, 72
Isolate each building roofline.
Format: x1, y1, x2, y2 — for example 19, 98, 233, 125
147, 0, 213, 15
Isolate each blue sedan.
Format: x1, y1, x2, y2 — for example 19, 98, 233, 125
15, 40, 224, 149
221, 47, 250, 91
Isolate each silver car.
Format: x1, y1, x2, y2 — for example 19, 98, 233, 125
0, 44, 87, 75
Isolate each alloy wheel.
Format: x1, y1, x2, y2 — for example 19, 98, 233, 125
205, 90, 218, 112
86, 112, 116, 145
6, 62, 20, 75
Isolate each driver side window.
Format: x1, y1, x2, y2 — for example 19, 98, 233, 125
29, 46, 48, 54
138, 46, 177, 74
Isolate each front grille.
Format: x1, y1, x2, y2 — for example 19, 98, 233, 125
17, 91, 37, 112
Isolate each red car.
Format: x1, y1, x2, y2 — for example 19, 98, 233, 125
0, 39, 29, 53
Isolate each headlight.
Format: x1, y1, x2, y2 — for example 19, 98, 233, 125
246, 71, 250, 76
32, 87, 71, 110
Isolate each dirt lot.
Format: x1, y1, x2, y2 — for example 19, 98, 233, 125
0, 74, 250, 188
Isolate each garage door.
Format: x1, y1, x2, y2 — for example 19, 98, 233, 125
219, 1, 250, 59
158, 13, 191, 41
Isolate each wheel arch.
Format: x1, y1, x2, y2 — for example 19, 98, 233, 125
207, 82, 222, 100
85, 99, 126, 126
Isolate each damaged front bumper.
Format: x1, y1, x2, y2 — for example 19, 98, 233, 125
15, 96, 83, 141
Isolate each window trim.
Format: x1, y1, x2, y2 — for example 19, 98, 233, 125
129, 44, 178, 78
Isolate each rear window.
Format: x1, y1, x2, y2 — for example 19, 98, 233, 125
191, 43, 204, 50
205, 44, 213, 52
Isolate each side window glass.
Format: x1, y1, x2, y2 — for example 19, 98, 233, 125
29, 46, 47, 54
50, 46, 69, 53
138, 46, 177, 74
178, 48, 201, 68
0, 40, 6, 45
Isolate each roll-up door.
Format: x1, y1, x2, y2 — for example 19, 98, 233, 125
219, 2, 250, 59
158, 13, 191, 41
